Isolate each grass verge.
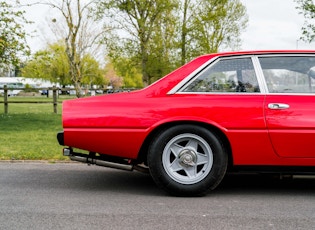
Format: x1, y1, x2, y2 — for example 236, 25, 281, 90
0, 98, 69, 161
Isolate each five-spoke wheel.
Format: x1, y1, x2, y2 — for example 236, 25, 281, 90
148, 124, 228, 196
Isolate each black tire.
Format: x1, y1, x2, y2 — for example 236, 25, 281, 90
147, 124, 228, 196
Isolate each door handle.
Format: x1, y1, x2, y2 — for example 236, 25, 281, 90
268, 103, 290, 110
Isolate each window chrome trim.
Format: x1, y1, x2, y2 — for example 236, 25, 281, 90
173, 91, 263, 95
252, 56, 268, 94
266, 92, 315, 96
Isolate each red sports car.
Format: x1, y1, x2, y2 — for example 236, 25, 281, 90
57, 50, 315, 196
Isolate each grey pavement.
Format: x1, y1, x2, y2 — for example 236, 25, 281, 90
0, 162, 314, 230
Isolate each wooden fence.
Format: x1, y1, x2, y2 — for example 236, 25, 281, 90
1, 85, 61, 114
0, 85, 138, 114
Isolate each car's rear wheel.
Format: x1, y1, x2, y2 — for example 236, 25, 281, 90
148, 124, 228, 196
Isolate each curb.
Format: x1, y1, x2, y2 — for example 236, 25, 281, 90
0, 160, 76, 164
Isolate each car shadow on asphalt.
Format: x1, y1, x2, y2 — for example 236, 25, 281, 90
59, 166, 164, 196
59, 166, 315, 197
215, 173, 315, 196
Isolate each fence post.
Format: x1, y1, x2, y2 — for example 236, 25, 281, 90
4, 85, 8, 114
53, 86, 57, 114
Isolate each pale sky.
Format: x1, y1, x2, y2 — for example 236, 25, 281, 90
24, 0, 315, 53
240, 0, 314, 50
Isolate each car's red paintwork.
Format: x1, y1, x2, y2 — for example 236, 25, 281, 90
61, 50, 315, 169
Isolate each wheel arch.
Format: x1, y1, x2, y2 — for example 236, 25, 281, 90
137, 121, 233, 168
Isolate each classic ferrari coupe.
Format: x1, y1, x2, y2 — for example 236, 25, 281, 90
57, 50, 315, 196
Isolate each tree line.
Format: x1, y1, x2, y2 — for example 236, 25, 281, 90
1, 0, 314, 97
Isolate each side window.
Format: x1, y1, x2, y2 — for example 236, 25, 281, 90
182, 58, 260, 93
259, 56, 315, 93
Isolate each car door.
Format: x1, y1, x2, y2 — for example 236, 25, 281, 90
176, 56, 276, 164
259, 55, 315, 158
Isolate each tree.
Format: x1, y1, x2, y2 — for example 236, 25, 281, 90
96, 0, 178, 85
22, 42, 105, 87
0, 1, 31, 72
103, 61, 123, 89
81, 54, 106, 87
295, 0, 315, 42
178, 0, 248, 64
22, 43, 71, 86
30, 0, 108, 97
107, 56, 143, 88
146, 3, 179, 82
179, 0, 190, 66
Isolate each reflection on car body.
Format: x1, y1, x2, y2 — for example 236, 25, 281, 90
57, 50, 315, 196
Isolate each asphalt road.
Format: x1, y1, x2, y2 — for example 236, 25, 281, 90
0, 162, 314, 230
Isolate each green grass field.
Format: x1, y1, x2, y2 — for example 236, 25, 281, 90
0, 96, 75, 161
